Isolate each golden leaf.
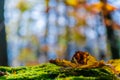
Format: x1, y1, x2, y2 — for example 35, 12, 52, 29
88, 2, 117, 13
106, 3, 117, 11
87, 2, 103, 13
64, 0, 78, 7
107, 59, 120, 74
17, 0, 30, 12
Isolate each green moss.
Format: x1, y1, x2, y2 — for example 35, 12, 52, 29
0, 63, 119, 80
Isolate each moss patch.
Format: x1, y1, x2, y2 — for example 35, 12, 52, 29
0, 63, 119, 80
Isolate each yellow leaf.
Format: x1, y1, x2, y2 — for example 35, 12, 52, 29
17, 0, 30, 12
65, 0, 78, 7
87, 2, 103, 13
88, 2, 117, 13
106, 3, 117, 11
45, 0, 49, 7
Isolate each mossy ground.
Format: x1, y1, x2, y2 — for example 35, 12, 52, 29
0, 63, 119, 80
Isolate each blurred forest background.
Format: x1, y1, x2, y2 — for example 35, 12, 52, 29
0, 0, 120, 66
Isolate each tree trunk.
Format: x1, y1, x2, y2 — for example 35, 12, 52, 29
101, 0, 120, 59
0, 0, 8, 66
105, 14, 119, 59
